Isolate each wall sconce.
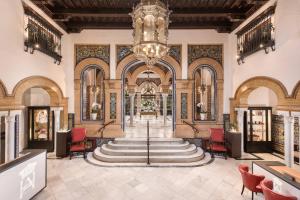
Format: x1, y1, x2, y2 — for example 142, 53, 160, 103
236, 55, 245, 65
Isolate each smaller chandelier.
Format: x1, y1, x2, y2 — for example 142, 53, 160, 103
130, 0, 171, 66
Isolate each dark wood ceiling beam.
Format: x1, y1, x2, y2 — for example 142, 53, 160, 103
51, 7, 248, 16
65, 21, 233, 33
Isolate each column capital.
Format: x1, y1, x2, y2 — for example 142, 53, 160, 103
162, 93, 169, 98
128, 93, 136, 97
5, 115, 15, 123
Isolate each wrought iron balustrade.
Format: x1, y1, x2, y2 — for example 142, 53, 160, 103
236, 5, 276, 64
23, 3, 63, 64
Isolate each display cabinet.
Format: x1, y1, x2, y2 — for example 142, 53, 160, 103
244, 107, 272, 153
27, 106, 54, 152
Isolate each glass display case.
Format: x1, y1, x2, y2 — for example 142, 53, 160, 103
244, 107, 272, 153
27, 106, 54, 152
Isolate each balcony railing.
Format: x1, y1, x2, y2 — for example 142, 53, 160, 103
236, 5, 276, 64
23, 3, 63, 64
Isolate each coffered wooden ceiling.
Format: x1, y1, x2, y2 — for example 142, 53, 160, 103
31, 0, 269, 33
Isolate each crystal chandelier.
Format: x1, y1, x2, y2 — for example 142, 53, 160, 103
130, 0, 171, 66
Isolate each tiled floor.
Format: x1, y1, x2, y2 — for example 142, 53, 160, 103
34, 154, 292, 200
125, 115, 173, 138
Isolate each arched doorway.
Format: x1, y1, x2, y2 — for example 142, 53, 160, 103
120, 60, 177, 137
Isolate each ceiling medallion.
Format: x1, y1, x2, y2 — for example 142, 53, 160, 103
130, 0, 171, 67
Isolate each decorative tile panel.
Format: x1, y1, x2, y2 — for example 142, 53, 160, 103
181, 93, 188, 119
169, 45, 182, 64
188, 45, 223, 66
116, 44, 182, 65
75, 44, 110, 65
110, 93, 117, 119
116, 45, 132, 64
271, 114, 284, 154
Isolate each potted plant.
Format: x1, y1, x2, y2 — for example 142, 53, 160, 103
229, 122, 238, 132
91, 103, 100, 120
197, 102, 207, 120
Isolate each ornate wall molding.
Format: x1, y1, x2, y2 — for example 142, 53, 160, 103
116, 44, 182, 66
188, 45, 223, 66
75, 44, 110, 65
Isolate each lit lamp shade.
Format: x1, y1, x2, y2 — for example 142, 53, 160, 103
131, 0, 171, 66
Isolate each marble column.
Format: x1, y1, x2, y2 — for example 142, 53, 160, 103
5, 115, 15, 162
162, 93, 168, 126
235, 108, 247, 155
0, 111, 8, 162
10, 110, 24, 156
283, 115, 294, 167
136, 92, 141, 116
51, 107, 63, 154
129, 93, 135, 126
156, 93, 161, 116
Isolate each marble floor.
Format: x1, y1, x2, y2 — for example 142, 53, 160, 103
34, 153, 299, 200
125, 115, 173, 138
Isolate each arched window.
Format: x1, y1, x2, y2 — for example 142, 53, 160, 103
194, 65, 216, 121
81, 66, 105, 121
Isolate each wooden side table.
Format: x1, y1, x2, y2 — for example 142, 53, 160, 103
56, 130, 71, 158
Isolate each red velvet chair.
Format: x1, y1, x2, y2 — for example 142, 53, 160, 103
69, 128, 87, 160
261, 179, 297, 200
209, 128, 227, 159
238, 164, 265, 200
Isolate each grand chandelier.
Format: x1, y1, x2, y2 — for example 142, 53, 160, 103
130, 0, 171, 66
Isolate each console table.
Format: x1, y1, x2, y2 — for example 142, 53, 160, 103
140, 111, 157, 119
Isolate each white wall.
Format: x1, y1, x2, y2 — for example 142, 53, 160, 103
22, 88, 50, 106
0, 0, 68, 96
230, 0, 300, 96
247, 87, 278, 107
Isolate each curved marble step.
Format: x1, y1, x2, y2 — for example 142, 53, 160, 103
100, 143, 197, 156
106, 140, 191, 150
113, 137, 185, 145
87, 151, 212, 167
93, 147, 204, 163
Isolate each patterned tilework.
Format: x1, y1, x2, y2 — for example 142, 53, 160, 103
188, 45, 223, 65
75, 44, 110, 65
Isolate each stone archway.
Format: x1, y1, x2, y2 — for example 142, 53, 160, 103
128, 65, 167, 86
116, 54, 181, 80
0, 80, 8, 98
230, 76, 290, 121
12, 76, 68, 125
118, 56, 178, 132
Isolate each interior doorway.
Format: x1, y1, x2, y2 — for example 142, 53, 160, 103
122, 62, 175, 138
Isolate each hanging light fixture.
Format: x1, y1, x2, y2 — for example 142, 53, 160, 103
130, 0, 171, 67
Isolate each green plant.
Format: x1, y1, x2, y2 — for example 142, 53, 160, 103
229, 122, 238, 131
91, 105, 99, 113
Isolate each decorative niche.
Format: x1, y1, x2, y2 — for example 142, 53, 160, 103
236, 5, 276, 64
23, 3, 63, 65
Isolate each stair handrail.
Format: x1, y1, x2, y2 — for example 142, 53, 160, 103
98, 120, 115, 138
147, 120, 150, 165
182, 120, 200, 137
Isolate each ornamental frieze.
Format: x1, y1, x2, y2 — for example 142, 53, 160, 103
116, 44, 182, 65
188, 45, 223, 66
75, 44, 110, 65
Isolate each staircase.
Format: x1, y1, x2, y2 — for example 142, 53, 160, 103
86, 138, 212, 167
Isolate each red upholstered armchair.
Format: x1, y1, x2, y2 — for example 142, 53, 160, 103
209, 128, 227, 159
69, 128, 87, 160
238, 164, 265, 200
261, 179, 297, 200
